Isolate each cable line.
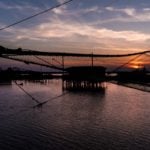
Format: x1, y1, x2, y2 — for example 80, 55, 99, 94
14, 80, 68, 108
110, 53, 145, 73
104, 0, 120, 7
14, 81, 40, 104
0, 0, 121, 32
32, 92, 69, 108
34, 56, 62, 70
0, 0, 74, 31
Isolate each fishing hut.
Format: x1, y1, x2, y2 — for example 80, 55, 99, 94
63, 66, 106, 91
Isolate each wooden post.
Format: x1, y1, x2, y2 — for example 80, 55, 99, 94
62, 56, 65, 91
62, 56, 64, 72
91, 52, 94, 67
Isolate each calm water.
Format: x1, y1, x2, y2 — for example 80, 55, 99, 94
0, 79, 150, 150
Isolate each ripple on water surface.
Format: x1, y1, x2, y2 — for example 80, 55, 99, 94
0, 80, 150, 150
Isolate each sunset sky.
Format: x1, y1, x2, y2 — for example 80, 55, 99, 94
0, 0, 150, 54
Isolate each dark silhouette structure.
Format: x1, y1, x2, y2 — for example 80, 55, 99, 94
0, 68, 53, 81
117, 67, 150, 83
0, 46, 150, 91
63, 66, 106, 91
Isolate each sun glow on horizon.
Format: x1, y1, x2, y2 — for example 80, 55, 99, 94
128, 60, 144, 69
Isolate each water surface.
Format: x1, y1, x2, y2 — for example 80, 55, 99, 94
0, 79, 150, 150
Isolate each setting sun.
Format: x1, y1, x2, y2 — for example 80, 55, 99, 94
128, 61, 144, 69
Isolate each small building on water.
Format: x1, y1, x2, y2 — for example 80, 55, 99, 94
63, 66, 106, 91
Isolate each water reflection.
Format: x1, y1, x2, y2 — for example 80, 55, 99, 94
0, 79, 150, 150
0, 80, 12, 85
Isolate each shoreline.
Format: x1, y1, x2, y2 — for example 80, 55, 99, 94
110, 81, 150, 93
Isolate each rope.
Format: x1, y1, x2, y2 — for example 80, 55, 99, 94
0, 0, 121, 32
104, 0, 120, 7
13, 81, 40, 104
32, 92, 69, 108
110, 53, 144, 73
0, 91, 68, 121
0, 0, 74, 31
34, 55, 64, 71
14, 80, 68, 108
